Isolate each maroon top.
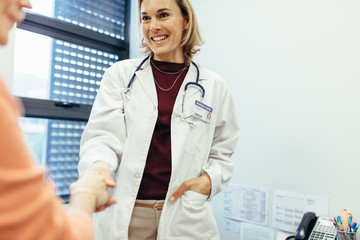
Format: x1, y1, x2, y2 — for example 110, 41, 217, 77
137, 59, 189, 200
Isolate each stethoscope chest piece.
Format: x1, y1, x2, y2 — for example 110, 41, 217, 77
120, 87, 131, 101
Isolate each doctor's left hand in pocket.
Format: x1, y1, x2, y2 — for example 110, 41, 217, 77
169, 172, 211, 202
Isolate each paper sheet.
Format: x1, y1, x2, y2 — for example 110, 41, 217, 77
226, 219, 240, 233
240, 222, 275, 240
271, 190, 328, 233
276, 230, 293, 240
224, 184, 269, 225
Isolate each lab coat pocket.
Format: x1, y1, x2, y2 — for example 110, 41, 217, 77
182, 118, 212, 160
167, 190, 217, 238
183, 190, 208, 205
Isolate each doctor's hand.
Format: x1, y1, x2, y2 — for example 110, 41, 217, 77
169, 172, 211, 202
90, 160, 113, 181
88, 160, 116, 211
69, 167, 116, 216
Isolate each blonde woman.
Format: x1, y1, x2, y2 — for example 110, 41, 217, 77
79, 0, 240, 239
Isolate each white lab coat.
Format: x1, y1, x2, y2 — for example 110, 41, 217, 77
78, 57, 240, 240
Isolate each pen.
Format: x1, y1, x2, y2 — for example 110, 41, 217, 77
348, 216, 352, 232
349, 216, 352, 226
334, 217, 342, 231
337, 216, 343, 231
351, 222, 357, 231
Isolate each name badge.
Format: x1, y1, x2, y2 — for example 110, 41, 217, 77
193, 100, 213, 123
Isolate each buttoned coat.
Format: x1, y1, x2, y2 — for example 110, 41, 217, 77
78, 57, 240, 240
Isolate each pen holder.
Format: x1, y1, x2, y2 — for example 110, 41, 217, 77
337, 230, 356, 240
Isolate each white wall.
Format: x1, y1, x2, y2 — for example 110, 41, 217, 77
130, 0, 360, 239
0, 27, 15, 89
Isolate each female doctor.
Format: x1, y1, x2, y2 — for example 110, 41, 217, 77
78, 0, 240, 239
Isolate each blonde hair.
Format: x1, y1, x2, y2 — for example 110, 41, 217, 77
138, 0, 203, 66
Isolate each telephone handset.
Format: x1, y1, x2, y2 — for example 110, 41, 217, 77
293, 212, 337, 240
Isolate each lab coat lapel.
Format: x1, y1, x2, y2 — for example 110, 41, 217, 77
134, 58, 157, 107
171, 62, 206, 187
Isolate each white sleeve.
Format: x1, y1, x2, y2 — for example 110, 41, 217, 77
78, 64, 127, 174
202, 81, 240, 199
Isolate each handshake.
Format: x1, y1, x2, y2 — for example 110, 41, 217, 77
69, 161, 116, 215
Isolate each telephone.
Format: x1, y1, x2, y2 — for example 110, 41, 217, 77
287, 212, 337, 240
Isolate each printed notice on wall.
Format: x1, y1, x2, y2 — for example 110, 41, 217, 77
224, 184, 269, 225
272, 190, 328, 233
240, 222, 275, 240
226, 219, 240, 233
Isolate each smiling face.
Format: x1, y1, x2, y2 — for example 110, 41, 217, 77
0, 0, 31, 45
140, 0, 188, 63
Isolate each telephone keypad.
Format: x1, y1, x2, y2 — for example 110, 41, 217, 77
309, 218, 336, 240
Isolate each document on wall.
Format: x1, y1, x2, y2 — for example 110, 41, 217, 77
240, 222, 275, 240
226, 219, 240, 233
271, 190, 328, 233
224, 184, 269, 225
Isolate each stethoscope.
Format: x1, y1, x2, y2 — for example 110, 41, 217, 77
120, 56, 205, 119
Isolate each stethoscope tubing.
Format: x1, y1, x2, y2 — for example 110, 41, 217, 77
128, 57, 202, 91
121, 56, 206, 123
126, 56, 150, 89
125, 57, 205, 109
184, 61, 205, 98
